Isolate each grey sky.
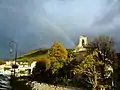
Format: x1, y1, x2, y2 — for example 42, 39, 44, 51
0, 0, 120, 59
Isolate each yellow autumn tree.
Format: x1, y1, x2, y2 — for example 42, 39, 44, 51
48, 41, 68, 74
48, 41, 68, 60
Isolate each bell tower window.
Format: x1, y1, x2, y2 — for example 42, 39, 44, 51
82, 39, 84, 46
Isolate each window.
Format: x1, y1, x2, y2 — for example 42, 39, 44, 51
82, 39, 85, 46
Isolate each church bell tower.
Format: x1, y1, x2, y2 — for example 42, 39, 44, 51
74, 35, 88, 52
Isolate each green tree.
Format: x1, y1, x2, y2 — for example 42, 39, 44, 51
87, 35, 115, 88
33, 57, 51, 75
73, 50, 103, 90
48, 41, 68, 74
36, 57, 51, 70
32, 57, 51, 82
88, 36, 114, 72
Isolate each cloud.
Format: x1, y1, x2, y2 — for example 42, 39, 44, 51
87, 0, 120, 33
0, 0, 75, 59
0, 0, 120, 59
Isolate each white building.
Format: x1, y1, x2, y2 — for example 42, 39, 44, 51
0, 60, 37, 76
74, 35, 88, 52
30, 61, 37, 74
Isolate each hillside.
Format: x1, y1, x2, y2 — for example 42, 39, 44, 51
16, 48, 74, 63
16, 48, 49, 63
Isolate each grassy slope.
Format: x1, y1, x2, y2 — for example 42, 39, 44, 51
17, 48, 49, 62
16, 48, 74, 62
0, 60, 5, 65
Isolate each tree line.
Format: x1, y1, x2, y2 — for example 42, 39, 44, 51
31, 35, 120, 90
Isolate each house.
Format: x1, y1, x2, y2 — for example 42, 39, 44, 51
0, 60, 36, 76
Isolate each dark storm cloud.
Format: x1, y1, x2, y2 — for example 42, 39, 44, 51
0, 0, 75, 59
0, 0, 120, 59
